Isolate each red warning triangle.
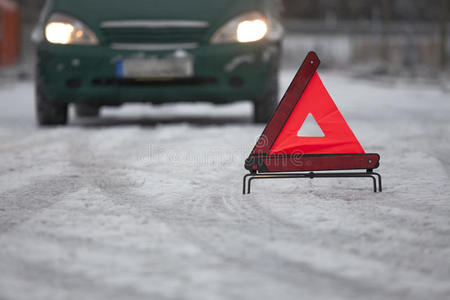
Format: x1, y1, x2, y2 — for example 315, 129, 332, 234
245, 51, 381, 188
270, 72, 364, 155
251, 52, 364, 156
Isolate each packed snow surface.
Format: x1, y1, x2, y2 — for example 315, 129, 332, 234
0, 69, 449, 300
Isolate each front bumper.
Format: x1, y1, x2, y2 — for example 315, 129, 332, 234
36, 41, 280, 104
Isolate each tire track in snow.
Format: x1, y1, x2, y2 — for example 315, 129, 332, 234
0, 175, 83, 233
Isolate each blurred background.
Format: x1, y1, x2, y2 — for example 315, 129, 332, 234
1, 0, 449, 78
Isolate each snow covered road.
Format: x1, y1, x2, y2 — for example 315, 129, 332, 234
0, 70, 449, 300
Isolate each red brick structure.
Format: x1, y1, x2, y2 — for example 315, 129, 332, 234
0, 0, 20, 66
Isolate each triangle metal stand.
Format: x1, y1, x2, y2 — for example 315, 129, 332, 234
243, 169, 382, 194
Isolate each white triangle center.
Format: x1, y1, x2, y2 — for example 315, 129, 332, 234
297, 113, 325, 137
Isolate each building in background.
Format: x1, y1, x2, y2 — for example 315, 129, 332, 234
0, 0, 20, 66
281, 0, 449, 73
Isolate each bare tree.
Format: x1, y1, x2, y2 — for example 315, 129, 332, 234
380, 0, 393, 62
440, 0, 448, 69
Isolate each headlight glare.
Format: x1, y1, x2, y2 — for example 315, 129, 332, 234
45, 13, 98, 45
45, 23, 74, 44
237, 19, 268, 43
211, 12, 268, 44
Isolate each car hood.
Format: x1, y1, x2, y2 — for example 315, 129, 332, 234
53, 0, 260, 28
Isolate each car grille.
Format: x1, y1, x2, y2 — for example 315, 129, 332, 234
101, 27, 209, 45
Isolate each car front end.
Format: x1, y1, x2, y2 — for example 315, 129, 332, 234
33, 0, 283, 125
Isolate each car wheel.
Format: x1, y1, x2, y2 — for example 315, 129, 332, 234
253, 78, 279, 124
35, 84, 68, 126
75, 104, 100, 118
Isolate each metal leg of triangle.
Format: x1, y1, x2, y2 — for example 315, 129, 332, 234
242, 171, 382, 194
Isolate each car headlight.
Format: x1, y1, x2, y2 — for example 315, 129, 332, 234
211, 12, 269, 44
45, 13, 99, 45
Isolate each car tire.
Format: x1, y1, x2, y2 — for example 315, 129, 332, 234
75, 104, 100, 118
253, 77, 279, 124
35, 84, 68, 126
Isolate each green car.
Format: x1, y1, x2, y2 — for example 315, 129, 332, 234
32, 0, 283, 125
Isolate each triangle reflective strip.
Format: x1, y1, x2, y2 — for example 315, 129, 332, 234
297, 113, 325, 137
251, 52, 320, 155
269, 72, 365, 155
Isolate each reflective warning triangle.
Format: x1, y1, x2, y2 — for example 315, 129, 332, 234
244, 51, 381, 193
251, 52, 364, 156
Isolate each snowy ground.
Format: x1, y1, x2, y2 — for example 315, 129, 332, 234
0, 68, 449, 300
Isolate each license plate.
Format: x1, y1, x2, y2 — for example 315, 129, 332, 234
116, 57, 194, 78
